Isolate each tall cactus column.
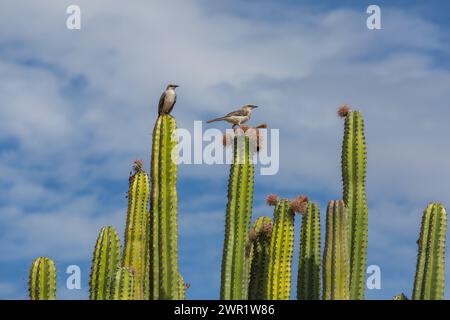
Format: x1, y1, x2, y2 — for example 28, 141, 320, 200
266, 195, 304, 300
89, 226, 122, 300
123, 160, 150, 300
322, 200, 350, 300
150, 115, 180, 300
247, 216, 273, 300
220, 132, 255, 300
297, 201, 321, 300
29, 257, 57, 300
339, 106, 368, 300
412, 203, 447, 300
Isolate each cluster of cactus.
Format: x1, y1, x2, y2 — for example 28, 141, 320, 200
215, 106, 369, 300
26, 103, 448, 300
88, 159, 152, 301
28, 113, 184, 300
88, 114, 183, 300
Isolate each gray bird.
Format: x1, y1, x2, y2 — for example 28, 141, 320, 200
207, 105, 258, 128
158, 84, 179, 115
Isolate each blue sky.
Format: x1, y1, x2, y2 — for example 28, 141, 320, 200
1, 0, 450, 299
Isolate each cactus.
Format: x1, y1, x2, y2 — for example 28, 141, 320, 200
178, 272, 186, 300
412, 203, 447, 300
89, 226, 122, 300
149, 114, 180, 300
297, 201, 321, 300
394, 293, 408, 300
267, 196, 301, 300
339, 106, 368, 300
112, 267, 135, 300
322, 200, 350, 300
247, 216, 273, 300
123, 159, 150, 300
220, 131, 255, 300
29, 257, 56, 300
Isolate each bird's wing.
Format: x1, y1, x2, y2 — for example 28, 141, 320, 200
158, 91, 166, 115
224, 109, 246, 117
167, 92, 177, 114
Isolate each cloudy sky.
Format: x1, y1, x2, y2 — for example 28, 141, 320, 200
1, 0, 450, 299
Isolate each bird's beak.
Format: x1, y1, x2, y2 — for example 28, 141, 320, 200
252, 105, 258, 109
174, 85, 180, 88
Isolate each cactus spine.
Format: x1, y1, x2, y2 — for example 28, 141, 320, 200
322, 200, 350, 300
247, 216, 273, 300
220, 134, 255, 300
412, 203, 447, 300
89, 226, 122, 300
29, 257, 56, 300
267, 199, 295, 300
112, 267, 135, 300
297, 202, 321, 300
149, 115, 180, 300
123, 160, 150, 300
340, 107, 368, 300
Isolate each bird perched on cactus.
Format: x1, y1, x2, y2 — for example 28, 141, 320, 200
207, 105, 258, 128
158, 84, 179, 115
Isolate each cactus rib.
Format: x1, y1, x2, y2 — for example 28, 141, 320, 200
29, 257, 57, 300
341, 109, 368, 300
322, 200, 350, 300
412, 203, 447, 300
149, 115, 180, 300
112, 267, 135, 300
247, 216, 273, 300
297, 202, 321, 300
89, 226, 122, 300
267, 199, 295, 300
123, 161, 150, 300
220, 134, 254, 300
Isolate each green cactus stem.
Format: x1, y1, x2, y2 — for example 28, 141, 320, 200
89, 226, 122, 300
297, 201, 321, 300
123, 159, 150, 300
340, 106, 368, 300
267, 196, 302, 300
112, 267, 135, 300
220, 131, 255, 300
322, 200, 350, 300
149, 114, 180, 300
178, 272, 186, 300
412, 203, 447, 300
247, 216, 273, 300
29, 257, 56, 300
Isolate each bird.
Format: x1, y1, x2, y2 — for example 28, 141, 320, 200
207, 105, 258, 128
158, 84, 179, 115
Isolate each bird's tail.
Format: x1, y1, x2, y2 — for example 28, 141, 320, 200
207, 117, 226, 123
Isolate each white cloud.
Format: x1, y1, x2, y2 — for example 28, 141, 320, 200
0, 282, 19, 298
